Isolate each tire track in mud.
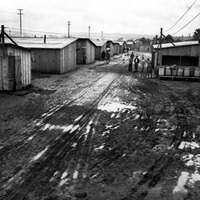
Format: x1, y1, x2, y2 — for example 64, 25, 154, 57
0, 73, 119, 200
118, 77, 193, 200
0, 74, 108, 159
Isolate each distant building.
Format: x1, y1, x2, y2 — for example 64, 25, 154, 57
113, 41, 120, 55
153, 41, 200, 78
76, 38, 95, 64
10, 37, 78, 74
92, 39, 107, 60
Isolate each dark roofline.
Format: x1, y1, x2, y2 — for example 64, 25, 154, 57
76, 38, 96, 46
153, 41, 200, 50
0, 43, 31, 51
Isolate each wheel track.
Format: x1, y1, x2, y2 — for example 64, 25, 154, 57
0, 73, 119, 200
0, 74, 106, 159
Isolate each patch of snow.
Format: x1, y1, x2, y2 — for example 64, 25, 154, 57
173, 171, 189, 194
110, 113, 115, 118
31, 146, 49, 162
73, 170, 79, 179
71, 143, 77, 148
61, 171, 68, 179
59, 178, 69, 186
70, 124, 80, 134
98, 102, 137, 113
102, 130, 110, 136
41, 123, 74, 133
27, 135, 36, 141
74, 115, 83, 123
94, 144, 105, 151
182, 154, 200, 167
179, 141, 200, 150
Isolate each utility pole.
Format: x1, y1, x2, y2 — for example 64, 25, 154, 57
67, 21, 71, 38
159, 28, 163, 48
101, 31, 103, 40
17, 9, 23, 37
88, 26, 90, 38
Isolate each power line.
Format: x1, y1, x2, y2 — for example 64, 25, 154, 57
165, 0, 198, 32
5, 26, 66, 36
172, 12, 200, 36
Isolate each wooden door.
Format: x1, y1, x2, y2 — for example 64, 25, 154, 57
8, 56, 16, 90
15, 56, 22, 90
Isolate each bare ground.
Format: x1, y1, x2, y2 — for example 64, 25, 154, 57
0, 53, 200, 200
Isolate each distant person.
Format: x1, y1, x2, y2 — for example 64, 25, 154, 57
102, 51, 106, 60
146, 58, 153, 78
83, 53, 87, 65
140, 56, 145, 72
128, 54, 133, 71
130, 52, 134, 59
134, 56, 140, 72
122, 53, 125, 62
106, 50, 110, 64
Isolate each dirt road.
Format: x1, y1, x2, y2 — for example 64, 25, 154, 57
0, 53, 200, 200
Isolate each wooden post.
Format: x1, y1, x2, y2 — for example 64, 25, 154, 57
1, 25, 5, 57
155, 35, 158, 44
44, 35, 46, 44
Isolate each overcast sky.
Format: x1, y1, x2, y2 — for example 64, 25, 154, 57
0, 0, 199, 38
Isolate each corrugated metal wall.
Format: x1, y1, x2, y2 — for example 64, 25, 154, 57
60, 41, 77, 73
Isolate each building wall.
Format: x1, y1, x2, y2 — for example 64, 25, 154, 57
95, 44, 106, 60
108, 42, 114, 57
113, 44, 120, 55
7, 46, 31, 88
158, 45, 200, 67
86, 40, 95, 64
31, 49, 61, 74
60, 41, 77, 73
0, 45, 31, 90
76, 39, 95, 64
95, 47, 102, 60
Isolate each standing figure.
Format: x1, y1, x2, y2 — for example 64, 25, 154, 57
102, 51, 106, 60
128, 55, 133, 71
83, 53, 87, 65
130, 52, 134, 59
134, 56, 140, 72
147, 58, 153, 78
140, 56, 145, 72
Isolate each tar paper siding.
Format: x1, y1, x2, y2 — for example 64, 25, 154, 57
0, 45, 31, 91
157, 45, 200, 67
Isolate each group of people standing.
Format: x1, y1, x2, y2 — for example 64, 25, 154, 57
128, 52, 153, 78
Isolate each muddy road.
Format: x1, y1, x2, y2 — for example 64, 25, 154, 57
0, 54, 200, 200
